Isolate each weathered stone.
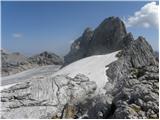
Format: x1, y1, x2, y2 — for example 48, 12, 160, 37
1, 74, 97, 118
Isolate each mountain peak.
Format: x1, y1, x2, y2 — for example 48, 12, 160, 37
64, 16, 129, 64
87, 16, 127, 55
99, 16, 126, 33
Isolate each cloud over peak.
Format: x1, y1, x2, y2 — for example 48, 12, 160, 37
124, 2, 159, 29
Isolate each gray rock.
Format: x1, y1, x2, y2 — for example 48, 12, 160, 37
28, 51, 63, 65
87, 16, 127, 55
1, 74, 97, 119
74, 95, 112, 119
1, 51, 63, 76
64, 28, 93, 65
64, 16, 131, 65
104, 31, 158, 119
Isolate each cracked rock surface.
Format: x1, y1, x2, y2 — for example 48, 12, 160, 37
104, 37, 159, 119
1, 74, 97, 119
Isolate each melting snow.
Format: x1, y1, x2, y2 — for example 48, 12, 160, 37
53, 51, 119, 92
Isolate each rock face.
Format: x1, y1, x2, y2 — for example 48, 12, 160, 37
1, 51, 63, 76
1, 74, 97, 119
87, 17, 127, 55
104, 36, 159, 119
64, 28, 93, 65
154, 51, 159, 62
64, 16, 129, 65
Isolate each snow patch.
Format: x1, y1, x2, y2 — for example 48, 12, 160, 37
0, 84, 16, 91
53, 51, 119, 93
1, 65, 61, 91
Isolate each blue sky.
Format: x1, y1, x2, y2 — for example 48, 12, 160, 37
1, 1, 159, 56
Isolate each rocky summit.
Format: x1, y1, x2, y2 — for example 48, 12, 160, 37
64, 16, 130, 65
1, 16, 159, 119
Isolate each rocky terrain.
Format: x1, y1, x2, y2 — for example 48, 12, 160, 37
1, 16, 159, 119
104, 36, 159, 119
1, 74, 97, 118
1, 51, 63, 76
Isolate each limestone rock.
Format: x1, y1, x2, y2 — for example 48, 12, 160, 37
1, 74, 97, 119
105, 37, 159, 119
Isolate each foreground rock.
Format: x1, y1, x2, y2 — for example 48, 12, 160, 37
1, 74, 97, 119
1, 51, 63, 76
104, 37, 159, 119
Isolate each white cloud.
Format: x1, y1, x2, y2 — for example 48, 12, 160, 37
12, 33, 23, 38
124, 2, 159, 29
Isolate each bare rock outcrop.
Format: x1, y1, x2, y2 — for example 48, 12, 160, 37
87, 16, 127, 55
64, 28, 93, 65
1, 74, 97, 119
104, 36, 159, 119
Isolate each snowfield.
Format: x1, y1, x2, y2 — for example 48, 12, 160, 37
53, 51, 119, 92
1, 65, 61, 90
0, 84, 16, 91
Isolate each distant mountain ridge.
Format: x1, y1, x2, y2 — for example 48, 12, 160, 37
1, 50, 63, 76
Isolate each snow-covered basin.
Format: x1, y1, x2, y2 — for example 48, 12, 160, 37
52, 51, 119, 93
